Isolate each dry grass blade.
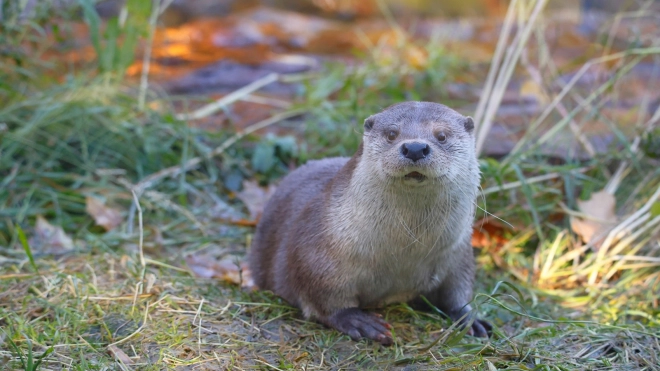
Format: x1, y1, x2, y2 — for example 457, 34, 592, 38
137, 0, 167, 110
504, 47, 660, 163
473, 0, 518, 127
588, 184, 660, 285
475, 0, 548, 156
130, 189, 146, 284
481, 167, 589, 195
605, 100, 660, 195
174, 73, 280, 121
539, 231, 567, 281
521, 60, 597, 158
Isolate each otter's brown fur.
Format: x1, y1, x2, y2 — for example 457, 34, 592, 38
248, 101, 490, 344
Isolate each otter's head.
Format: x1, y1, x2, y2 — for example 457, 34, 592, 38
361, 101, 478, 187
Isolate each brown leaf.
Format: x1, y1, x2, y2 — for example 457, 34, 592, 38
236, 180, 277, 221
570, 190, 617, 247
185, 255, 254, 289
471, 219, 511, 248
107, 344, 134, 365
86, 196, 123, 231
28, 215, 75, 254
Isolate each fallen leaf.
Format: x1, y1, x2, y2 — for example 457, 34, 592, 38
471, 221, 510, 248
236, 180, 277, 221
28, 215, 75, 254
107, 344, 133, 365
570, 190, 617, 247
294, 351, 310, 362
186, 255, 254, 289
86, 196, 123, 231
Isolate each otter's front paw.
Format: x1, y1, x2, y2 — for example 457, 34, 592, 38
326, 308, 393, 345
449, 307, 492, 338
467, 318, 492, 338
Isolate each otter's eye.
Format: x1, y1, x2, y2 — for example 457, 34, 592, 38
437, 132, 447, 143
386, 130, 399, 141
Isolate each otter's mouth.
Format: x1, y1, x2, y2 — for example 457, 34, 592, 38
404, 171, 427, 181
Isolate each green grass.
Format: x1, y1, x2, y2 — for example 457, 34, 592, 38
1, 1, 660, 370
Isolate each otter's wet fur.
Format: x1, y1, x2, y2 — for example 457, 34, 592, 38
248, 101, 491, 344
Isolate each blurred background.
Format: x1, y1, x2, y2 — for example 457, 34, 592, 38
1, 0, 660, 369
10, 0, 658, 156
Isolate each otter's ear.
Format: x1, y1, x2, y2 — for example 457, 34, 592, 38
464, 116, 475, 133
364, 116, 375, 131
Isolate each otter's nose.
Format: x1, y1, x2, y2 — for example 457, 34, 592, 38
400, 142, 431, 162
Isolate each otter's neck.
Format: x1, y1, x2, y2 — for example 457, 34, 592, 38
327, 149, 475, 257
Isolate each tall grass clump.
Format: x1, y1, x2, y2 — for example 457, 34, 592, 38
472, 0, 660, 319
0, 3, 301, 245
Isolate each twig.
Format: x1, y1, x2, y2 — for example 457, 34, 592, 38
174, 73, 280, 121
481, 167, 589, 195
239, 95, 291, 108
130, 281, 142, 316
144, 257, 190, 272
135, 109, 304, 192
194, 298, 204, 353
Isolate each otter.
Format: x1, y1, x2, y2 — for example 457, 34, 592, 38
248, 101, 490, 344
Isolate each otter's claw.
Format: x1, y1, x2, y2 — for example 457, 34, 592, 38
467, 318, 492, 338
448, 306, 492, 338
326, 308, 393, 345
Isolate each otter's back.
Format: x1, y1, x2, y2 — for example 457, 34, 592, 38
249, 157, 349, 290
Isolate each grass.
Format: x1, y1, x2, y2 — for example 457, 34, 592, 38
1, 0, 660, 370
